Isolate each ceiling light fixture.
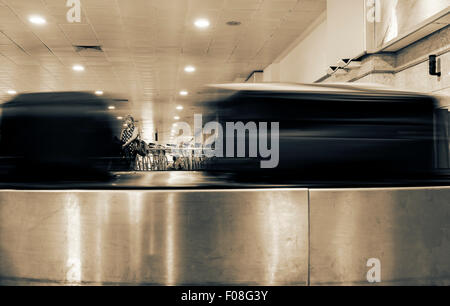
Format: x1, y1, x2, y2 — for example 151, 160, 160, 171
95, 90, 104, 95
72, 65, 85, 71
184, 66, 195, 73
29, 16, 46, 25
108, 106, 116, 110
194, 18, 210, 28
176, 105, 184, 110
179, 90, 188, 96
174, 116, 180, 120
117, 116, 123, 120
7, 90, 17, 95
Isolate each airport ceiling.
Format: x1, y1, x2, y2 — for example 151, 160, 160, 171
0, 0, 326, 142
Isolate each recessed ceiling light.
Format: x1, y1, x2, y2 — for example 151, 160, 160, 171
29, 16, 46, 25
72, 65, 85, 71
95, 90, 104, 95
117, 116, 123, 120
179, 90, 188, 96
7, 90, 17, 95
184, 66, 195, 73
194, 18, 210, 28
174, 116, 180, 120
108, 106, 116, 110
176, 105, 184, 110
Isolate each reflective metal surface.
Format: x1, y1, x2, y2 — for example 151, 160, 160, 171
1, 171, 450, 190
2, 183, 449, 286
0, 189, 309, 285
310, 187, 450, 285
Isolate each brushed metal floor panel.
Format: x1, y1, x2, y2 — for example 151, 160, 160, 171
310, 187, 450, 285
0, 189, 309, 285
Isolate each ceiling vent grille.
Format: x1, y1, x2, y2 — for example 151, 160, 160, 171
74, 45, 103, 53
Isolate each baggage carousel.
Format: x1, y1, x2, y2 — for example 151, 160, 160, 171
0, 172, 449, 285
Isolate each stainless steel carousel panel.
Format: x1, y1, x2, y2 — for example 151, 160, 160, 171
0, 189, 309, 285
309, 187, 450, 285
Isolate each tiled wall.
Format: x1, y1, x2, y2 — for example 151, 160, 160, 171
395, 25, 450, 96
325, 25, 450, 98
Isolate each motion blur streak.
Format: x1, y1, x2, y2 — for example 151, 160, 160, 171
0, 85, 446, 185
202, 83, 438, 180
0, 92, 119, 182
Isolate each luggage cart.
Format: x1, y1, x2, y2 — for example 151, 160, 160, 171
148, 144, 168, 171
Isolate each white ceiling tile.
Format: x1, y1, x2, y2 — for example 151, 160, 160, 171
224, 0, 262, 10
0, 0, 326, 141
295, 0, 326, 11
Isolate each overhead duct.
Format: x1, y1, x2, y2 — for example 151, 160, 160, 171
73, 45, 103, 55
